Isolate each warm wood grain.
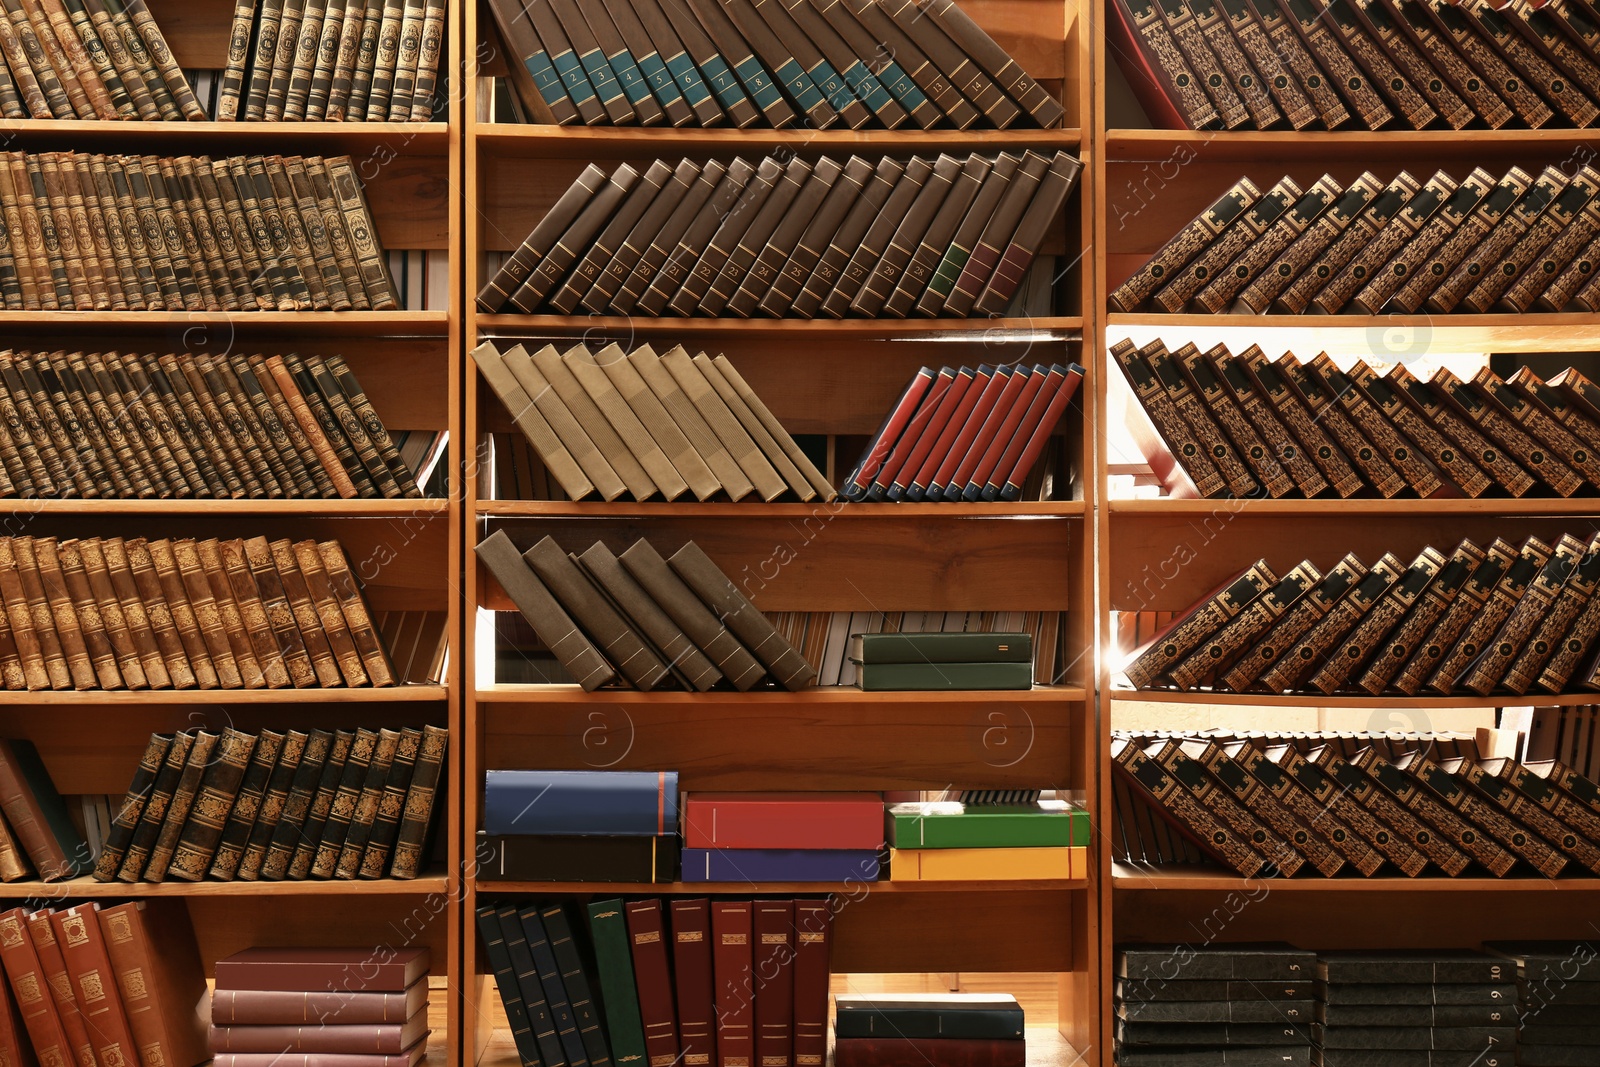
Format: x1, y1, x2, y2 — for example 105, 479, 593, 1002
0, 310, 449, 333
1108, 688, 1595, 709
0, 499, 450, 515
0, 872, 448, 897
475, 313, 1083, 338
478, 501, 1087, 518
188, 894, 450, 978
1107, 313, 1600, 356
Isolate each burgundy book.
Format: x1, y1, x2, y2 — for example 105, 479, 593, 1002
0, 908, 68, 1067
212, 980, 428, 1025
867, 367, 957, 500
669, 899, 716, 1067
752, 901, 794, 1067
683, 794, 884, 850
834, 1038, 1023, 1067
210, 1007, 428, 1053
941, 366, 1034, 501
888, 368, 974, 500
961, 365, 1050, 500
843, 367, 935, 500
710, 902, 752, 1067
925, 366, 1010, 499
50, 904, 139, 1067
790, 901, 831, 1067
993, 364, 1084, 502
211, 1039, 428, 1067
625, 900, 678, 1067
214, 948, 431, 992
907, 366, 993, 500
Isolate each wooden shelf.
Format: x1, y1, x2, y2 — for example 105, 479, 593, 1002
476, 684, 1089, 703
477, 501, 1087, 518
0, 119, 448, 149
0, 310, 449, 334
474, 124, 1083, 155
0, 872, 450, 897
477, 878, 1086, 894
1104, 128, 1600, 163
1108, 687, 1590, 708
475, 314, 1083, 341
1107, 498, 1600, 516
1113, 864, 1600, 892
0, 685, 448, 704
3, 498, 451, 515
1105, 313, 1600, 353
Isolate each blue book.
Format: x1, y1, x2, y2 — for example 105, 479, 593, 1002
521, 905, 591, 1067
484, 770, 679, 836
680, 848, 880, 883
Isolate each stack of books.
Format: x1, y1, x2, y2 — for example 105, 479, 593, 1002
1315, 952, 1517, 1067
1114, 944, 1315, 1067
852, 630, 1034, 691
476, 531, 816, 691
476, 150, 1080, 319
0, 900, 209, 1067
486, 0, 1063, 130
886, 799, 1088, 881
834, 993, 1027, 1067
480, 769, 681, 882
681, 791, 884, 882
844, 363, 1084, 503
211, 948, 432, 1067
1110, 165, 1600, 315
1491, 940, 1600, 1065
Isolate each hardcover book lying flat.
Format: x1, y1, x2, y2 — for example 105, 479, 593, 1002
834, 993, 1024, 1040
885, 800, 1087, 848
682, 792, 884, 849
482, 769, 678, 836
678, 847, 880, 882
887, 845, 1079, 881
475, 832, 679, 883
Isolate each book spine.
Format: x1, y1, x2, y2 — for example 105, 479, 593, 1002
790, 902, 830, 1067
0, 908, 72, 1067
167, 726, 259, 880
52, 905, 140, 1067
95, 733, 174, 878
625, 901, 678, 1067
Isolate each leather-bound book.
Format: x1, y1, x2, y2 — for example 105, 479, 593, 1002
231, 538, 312, 688
167, 726, 257, 880
970, 151, 1081, 316
0, 907, 72, 1067
708, 901, 751, 1067
1260, 552, 1405, 693
163, 538, 240, 688
1432, 366, 1582, 496
595, 0, 693, 127
1197, 177, 1342, 313
1179, 345, 1295, 496
1123, 560, 1276, 689
1150, 738, 1305, 875
1276, 172, 1421, 313
10, 537, 70, 691
309, 727, 378, 879
1109, 178, 1260, 312
628, 0, 724, 127
114, 731, 194, 882
1113, 340, 1223, 497
333, 728, 399, 879
1465, 167, 1600, 313
97, 901, 208, 1067
1223, 553, 1367, 693
668, 900, 714, 1067
652, 0, 759, 127
1453, 756, 1600, 874
1466, 0, 1598, 125
214, 979, 426, 1026
209, 729, 286, 880
1268, 744, 1427, 876
315, 540, 396, 686
1396, 751, 1566, 878
202, 538, 279, 688
1355, 747, 1516, 876
209, 1010, 429, 1054
357, 727, 421, 878
550, 161, 674, 315
261, 729, 341, 882
625, 900, 678, 1067
475, 530, 616, 691
1189, 0, 1281, 127
727, 159, 845, 319
1224, 740, 1382, 875
1537, 543, 1600, 694
1318, 170, 1458, 313
1111, 738, 1270, 877
574, 1, 662, 127
667, 540, 814, 689
142, 729, 221, 881
0, 740, 85, 880
1187, 738, 1345, 875
1474, 366, 1600, 487
779, 0, 904, 128
586, 343, 718, 501
260, 538, 339, 687
1428, 166, 1564, 313
1391, 0, 1512, 126
23, 911, 95, 1067
752, 901, 795, 1067
522, 535, 669, 690
1168, 562, 1321, 690
789, 157, 903, 320
1311, 746, 1470, 875
616, 539, 764, 690
1385, 363, 1534, 497
1360, 0, 1471, 126
477, 906, 540, 1067
1495, 756, 1600, 852
291, 539, 368, 687
578, 543, 721, 692
237, 729, 311, 881
495, 904, 562, 1067
1309, 356, 1440, 497
213, 948, 429, 991
541, 903, 611, 1067
517, 905, 589, 1067
790, 901, 831, 1067
1392, 537, 1518, 695
562, 344, 689, 501
1141, 341, 1257, 498
53, 539, 121, 689
1356, 540, 1483, 695
1347, 361, 1490, 497
50, 904, 139, 1067
1350, 166, 1492, 312
1459, 533, 1587, 696
625, 345, 753, 501
494, 340, 625, 501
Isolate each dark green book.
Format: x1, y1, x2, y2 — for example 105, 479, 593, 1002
850, 631, 1032, 664
854, 661, 1032, 691
586, 898, 648, 1067
886, 800, 1085, 848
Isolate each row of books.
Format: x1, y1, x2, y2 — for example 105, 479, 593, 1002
476, 149, 1080, 320
94, 725, 445, 884
832, 994, 1026, 1067
1123, 534, 1600, 696
0, 901, 209, 1067
0, 349, 419, 500
1112, 165, 1600, 316
473, 341, 832, 504
1525, 706, 1600, 778
487, 0, 1062, 130
0, 535, 398, 692
0, 151, 394, 312
1111, 0, 1600, 132
1113, 731, 1600, 879
217, 0, 444, 122
477, 531, 815, 692
480, 897, 831, 1067
848, 362, 1082, 503
1117, 342, 1600, 499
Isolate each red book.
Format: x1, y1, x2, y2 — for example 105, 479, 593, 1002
909, 366, 993, 500
943, 366, 1033, 501
49, 905, 138, 1067
752, 901, 794, 1067
790, 902, 831, 1067
209, 1007, 429, 1053
211, 980, 429, 1024
710, 902, 753, 1067
0, 908, 69, 1067
624, 900, 679, 1067
844, 367, 936, 499
867, 367, 956, 500
926, 366, 1011, 498
961, 365, 1049, 500
22, 912, 94, 1067
0, 954, 33, 1067
669, 899, 717, 1067
214, 948, 431, 992
211, 1038, 429, 1067
683, 794, 884, 850
97, 900, 210, 1067
1104, 0, 1198, 128
889, 368, 977, 500
990, 364, 1084, 502
834, 1038, 1024, 1067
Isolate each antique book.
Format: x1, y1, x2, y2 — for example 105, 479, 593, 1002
1356, 540, 1484, 695
1109, 178, 1261, 311
277, 728, 352, 881
242, 728, 321, 881
1276, 172, 1422, 313
1459, 532, 1589, 694
1433, 365, 1582, 495
1112, 738, 1271, 877
1144, 341, 1258, 498
1122, 560, 1277, 689
1385, 362, 1535, 497
1168, 562, 1321, 690
1427, 537, 1553, 694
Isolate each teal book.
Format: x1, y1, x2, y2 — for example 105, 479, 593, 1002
886, 801, 1088, 848
586, 898, 649, 1067
849, 632, 1033, 664
854, 661, 1032, 691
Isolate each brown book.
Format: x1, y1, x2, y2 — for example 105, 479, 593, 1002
0, 357, 70, 499
481, 162, 610, 311
1459, 533, 1588, 696
661, 157, 781, 316
214, 947, 429, 992
656, 346, 784, 501
1182, 345, 1298, 497
1316, 169, 1458, 314
1392, 0, 1511, 126
1225, 740, 1384, 875
50, 905, 140, 1067
1348, 360, 1491, 497
1389, 537, 1516, 696
164, 538, 240, 688
54, 539, 122, 689
1425, 536, 1551, 694
617, 538, 765, 691
1195, 177, 1341, 313
106, 538, 188, 689
1354, 539, 1483, 695
1497, 755, 1600, 854
1354, 747, 1516, 876
0, 5, 49, 118
919, 0, 1060, 125
115, 731, 195, 882
1454, 756, 1600, 874
92, 733, 172, 882
669, 539, 814, 689
355, 727, 420, 879
1190, 0, 1282, 126
857, 154, 972, 318
1144, 341, 1259, 499
11, 537, 70, 690
549, 161, 673, 314
246, 354, 334, 495
1429, 166, 1565, 313
1151, 739, 1304, 875
342, 0, 384, 119
1276, 746, 1428, 876
697, 353, 829, 501
1239, 348, 1361, 497
1309, 547, 1446, 695
1276, 172, 1422, 313
387, 723, 444, 879
1259, 552, 1405, 693
1398, 751, 1567, 878
236, 537, 315, 688
22, 913, 94, 1067
167, 726, 258, 880
474, 342, 602, 501
97, 901, 208, 1067
265, 538, 342, 687
835, 0, 978, 127
1169, 562, 1321, 691
303, 354, 396, 496
578, 542, 721, 692
880, 0, 1018, 126
1433, 366, 1582, 496
34, 538, 95, 690
1464, 167, 1600, 313
210, 1009, 428, 1054
332, 727, 399, 879
309, 727, 377, 879
1503, 532, 1600, 695
262, 0, 306, 120
262, 355, 355, 498
1222, 554, 1365, 692
521, 534, 668, 690
1390, 164, 1527, 312
625, 344, 752, 501
141, 728, 220, 881
316, 540, 395, 687
291, 539, 368, 687
212, 979, 426, 1025
1187, 738, 1344, 875
700, 157, 813, 317
0, 908, 73, 1067
0, 543, 44, 691
1360, 0, 1472, 126
1109, 177, 1261, 312
1112, 738, 1270, 877
590, 343, 720, 501
1309, 355, 1440, 497
642, 160, 761, 317
324, 156, 396, 309
1322, 0, 1437, 127
969, 150, 1081, 317
202, 728, 283, 881
159, 353, 248, 498
1466, 0, 1598, 125
1472, 365, 1600, 488
237, 729, 311, 882
1384, 363, 1533, 497
1352, 166, 1496, 314
781, 0, 906, 127
200, 537, 273, 687
1112, 339, 1225, 498
1510, 195, 1600, 312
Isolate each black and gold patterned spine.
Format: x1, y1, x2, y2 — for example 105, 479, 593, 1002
1356, 749, 1516, 877
1147, 341, 1260, 498
1154, 0, 1251, 128
1321, 0, 1436, 127
1112, 340, 1227, 497
1504, 532, 1600, 695
1426, 536, 1552, 694
1123, 0, 1223, 127
1437, 366, 1583, 494
1466, 0, 1599, 125
1386, 363, 1533, 496
1460, 533, 1588, 695
1179, 343, 1295, 497
1194, 176, 1341, 313
1245, 0, 1350, 127
1313, 355, 1441, 497
1112, 738, 1271, 877
1208, 347, 1326, 497
1352, 167, 1494, 314
1463, 167, 1600, 313
1430, 1, 1553, 125
1227, 741, 1377, 875
1392, 0, 1512, 126
1153, 177, 1301, 312
1458, 759, 1600, 874
1522, 200, 1600, 312
1357, 540, 1483, 694
1400, 751, 1567, 878
238, 728, 312, 881
1279, 0, 1393, 127
1168, 561, 1320, 690
1313, 746, 1470, 875
1429, 166, 1565, 313
1316, 170, 1457, 314
1108, 178, 1261, 312
1348, 360, 1491, 497
1259, 552, 1405, 693
1190, 739, 1342, 875
1223, 553, 1366, 692
1153, 739, 1305, 875
1122, 559, 1277, 689
1243, 348, 1363, 498
1269, 744, 1427, 875
1476, 367, 1600, 486
1307, 547, 1444, 694
1217, 0, 1315, 127
1394, 538, 1517, 694
1357, 0, 1470, 127
1275, 172, 1420, 313
1189, 0, 1281, 126
1502, 757, 1600, 844
1389, 166, 1529, 313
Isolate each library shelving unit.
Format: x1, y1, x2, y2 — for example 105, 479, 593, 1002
461, 2, 1096, 1065
0, 2, 467, 1065
1093, 10, 1600, 1065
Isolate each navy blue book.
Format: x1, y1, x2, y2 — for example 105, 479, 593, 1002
484, 770, 679, 836
834, 994, 1024, 1040
477, 904, 543, 1067
540, 904, 613, 1067
521, 904, 591, 1067
497, 904, 566, 1067
680, 848, 879, 882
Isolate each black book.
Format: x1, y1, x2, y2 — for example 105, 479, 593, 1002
1117, 944, 1317, 982
1317, 983, 1518, 1006
1117, 1000, 1311, 1024
477, 831, 678, 882
1485, 941, 1600, 982
1316, 1004, 1515, 1028
1318, 951, 1512, 985
1116, 1019, 1311, 1047
1115, 978, 1315, 1003
1310, 1024, 1517, 1051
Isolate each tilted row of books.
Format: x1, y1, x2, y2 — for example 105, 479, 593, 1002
1117, 343, 1600, 500
472, 341, 832, 504
1113, 730, 1600, 880
1111, 0, 1600, 132
1124, 535, 1600, 696
0, 0, 199, 118
1112, 165, 1600, 316
476, 150, 1080, 320
487, 0, 1062, 130
0, 535, 399, 691
0, 349, 419, 500
0, 152, 394, 312
216, 0, 445, 122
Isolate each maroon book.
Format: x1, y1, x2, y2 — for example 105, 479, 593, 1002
909, 366, 993, 499
210, 1007, 428, 1053
868, 368, 957, 498
889, 368, 976, 499
211, 980, 429, 1025
710, 902, 753, 1067
993, 365, 1084, 502
926, 367, 1011, 497
682, 794, 884, 850
845, 367, 936, 499
790, 902, 831, 1067
962, 365, 1049, 500
834, 1038, 1024, 1067
211, 1037, 428, 1067
213, 948, 431, 992
625, 900, 679, 1067
943, 366, 1034, 501
669, 899, 716, 1067
752, 901, 794, 1067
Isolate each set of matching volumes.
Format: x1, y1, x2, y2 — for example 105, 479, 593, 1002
1112, 728, 1600, 880
1116, 343, 1600, 500
1114, 944, 1315, 1067
0, 0, 200, 118
1110, 0, 1600, 131
488, 0, 1063, 130
0, 535, 397, 691
1315, 951, 1515, 1067
472, 341, 832, 504
886, 799, 1087, 882
777, 610, 1065, 688
1499, 940, 1600, 1067
1110, 165, 1600, 316
0, 349, 419, 500
0, 152, 396, 312
1123, 534, 1600, 697
834, 994, 1025, 1067
847, 362, 1083, 503
850, 630, 1035, 691
216, 0, 444, 121
476, 531, 816, 692
0, 900, 211, 1067
211, 947, 432, 1067
480, 895, 833, 1067
481, 769, 681, 884
476, 150, 1080, 320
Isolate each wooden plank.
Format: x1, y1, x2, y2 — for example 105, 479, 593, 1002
188, 895, 450, 977
832, 889, 1075, 972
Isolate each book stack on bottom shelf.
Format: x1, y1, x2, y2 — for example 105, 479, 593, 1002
1314, 952, 1516, 1067
681, 791, 883, 882
886, 798, 1088, 882
1489, 941, 1600, 1067
1113, 944, 1315, 1067
834, 993, 1027, 1067
210, 947, 433, 1067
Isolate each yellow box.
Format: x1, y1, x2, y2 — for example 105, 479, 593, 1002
889, 846, 1079, 881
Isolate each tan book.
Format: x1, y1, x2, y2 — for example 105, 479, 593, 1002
292, 539, 369, 687
102, 537, 184, 689
496, 343, 625, 502
0, 538, 50, 691
68, 538, 145, 689
627, 345, 754, 502
169, 538, 245, 688
325, 156, 397, 309
317, 540, 395, 687
54, 538, 122, 689
469, 342, 595, 502
658, 346, 785, 502
261, 538, 342, 687
563, 344, 687, 500
33, 544, 91, 688
0, 4, 49, 117
364, 0, 404, 119
386, 0, 424, 118
709, 354, 834, 501
218, 538, 291, 689
590, 342, 719, 501
12, 537, 71, 690
407, 0, 442, 119
344, 0, 384, 118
